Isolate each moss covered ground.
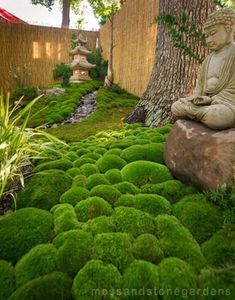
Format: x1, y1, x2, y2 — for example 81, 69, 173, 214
0, 83, 234, 299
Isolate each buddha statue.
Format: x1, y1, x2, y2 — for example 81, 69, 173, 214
171, 8, 235, 130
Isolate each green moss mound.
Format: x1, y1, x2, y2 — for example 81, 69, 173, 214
15, 244, 57, 287
201, 224, 235, 267
105, 169, 123, 184
80, 152, 102, 161
114, 194, 135, 207
86, 173, 110, 190
90, 184, 121, 205
83, 216, 116, 235
17, 170, 72, 210
0, 260, 15, 300
76, 148, 90, 156
113, 207, 156, 237
72, 259, 122, 300
75, 196, 114, 222
0, 208, 53, 264
74, 157, 96, 167
173, 194, 223, 243
53, 230, 93, 277
94, 147, 107, 155
122, 260, 159, 300
157, 257, 197, 300
141, 180, 197, 203
121, 161, 173, 187
94, 233, 133, 272
155, 215, 206, 272
72, 174, 87, 187
114, 181, 140, 194
60, 187, 90, 206
96, 154, 126, 173
65, 167, 81, 178
79, 163, 99, 176
34, 159, 73, 172
121, 143, 164, 164
133, 194, 171, 217
8, 272, 72, 300
133, 234, 164, 264
105, 148, 122, 156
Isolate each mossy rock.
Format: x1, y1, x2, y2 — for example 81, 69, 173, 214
51, 204, 81, 234
157, 257, 197, 300
105, 169, 123, 184
90, 185, 121, 206
133, 234, 164, 264
17, 170, 72, 210
86, 173, 110, 190
94, 233, 133, 272
8, 272, 72, 300
60, 187, 90, 206
79, 163, 99, 176
122, 260, 159, 300
53, 230, 93, 277
114, 181, 140, 194
83, 216, 116, 235
96, 154, 126, 173
74, 158, 96, 168
133, 194, 171, 217
113, 207, 156, 237
114, 194, 135, 207
15, 244, 57, 287
121, 161, 173, 187
0, 260, 15, 300
72, 260, 122, 300
75, 196, 114, 222
173, 194, 223, 243
66, 168, 81, 178
141, 180, 198, 204
72, 174, 87, 187
155, 215, 206, 272
34, 159, 73, 172
0, 208, 53, 264
201, 224, 235, 267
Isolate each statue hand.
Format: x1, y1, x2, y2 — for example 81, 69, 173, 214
192, 96, 212, 106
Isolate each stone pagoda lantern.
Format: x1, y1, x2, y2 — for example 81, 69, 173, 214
69, 34, 96, 81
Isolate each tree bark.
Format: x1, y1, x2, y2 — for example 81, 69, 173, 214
126, 0, 215, 127
104, 12, 114, 87
61, 0, 70, 28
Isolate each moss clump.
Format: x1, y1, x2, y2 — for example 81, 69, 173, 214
141, 180, 197, 204
83, 216, 116, 235
79, 163, 99, 177
173, 194, 223, 243
0, 260, 15, 300
34, 159, 73, 172
74, 157, 96, 167
8, 272, 72, 300
94, 147, 107, 155
133, 194, 171, 217
113, 207, 156, 237
17, 170, 72, 210
72, 174, 87, 187
96, 154, 126, 173
157, 257, 197, 299
122, 260, 159, 300
76, 148, 90, 156
60, 187, 90, 206
201, 225, 235, 267
155, 215, 206, 272
114, 194, 135, 207
75, 196, 114, 222
64, 151, 78, 161
72, 260, 122, 300
133, 234, 164, 264
15, 244, 57, 287
114, 181, 140, 194
51, 204, 81, 234
65, 167, 81, 178
94, 233, 133, 272
105, 148, 122, 156
121, 161, 173, 187
105, 169, 123, 184
121, 143, 164, 164
0, 208, 53, 264
90, 184, 121, 205
53, 230, 93, 277
86, 173, 110, 190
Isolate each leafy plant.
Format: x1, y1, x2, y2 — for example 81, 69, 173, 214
11, 87, 36, 104
87, 48, 108, 81
53, 63, 72, 87
9, 64, 32, 88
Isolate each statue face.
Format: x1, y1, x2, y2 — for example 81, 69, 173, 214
204, 24, 233, 52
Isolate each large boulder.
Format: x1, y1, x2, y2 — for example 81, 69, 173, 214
164, 120, 235, 190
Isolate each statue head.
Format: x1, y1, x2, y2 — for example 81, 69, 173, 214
203, 8, 235, 52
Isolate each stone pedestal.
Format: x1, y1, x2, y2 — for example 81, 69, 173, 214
164, 120, 235, 191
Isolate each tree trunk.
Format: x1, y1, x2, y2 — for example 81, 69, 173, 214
104, 13, 114, 87
126, 0, 215, 127
61, 0, 70, 28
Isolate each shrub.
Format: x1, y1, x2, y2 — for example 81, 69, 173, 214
121, 161, 173, 187
72, 174, 87, 187
113, 207, 156, 237
173, 194, 223, 243
8, 272, 72, 300
72, 260, 122, 300
65, 167, 81, 178
114, 194, 135, 207
74, 157, 96, 167
53, 63, 72, 87
90, 184, 121, 205
11, 86, 36, 102
0, 260, 15, 300
15, 244, 57, 287
87, 48, 108, 81
96, 154, 127, 173
83, 216, 116, 235
105, 169, 123, 184
114, 181, 140, 194
86, 173, 109, 190
0, 208, 54, 264
75, 196, 114, 222
17, 170, 72, 210
133, 234, 164, 264
34, 158, 73, 172
60, 186, 89, 206
53, 230, 93, 277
